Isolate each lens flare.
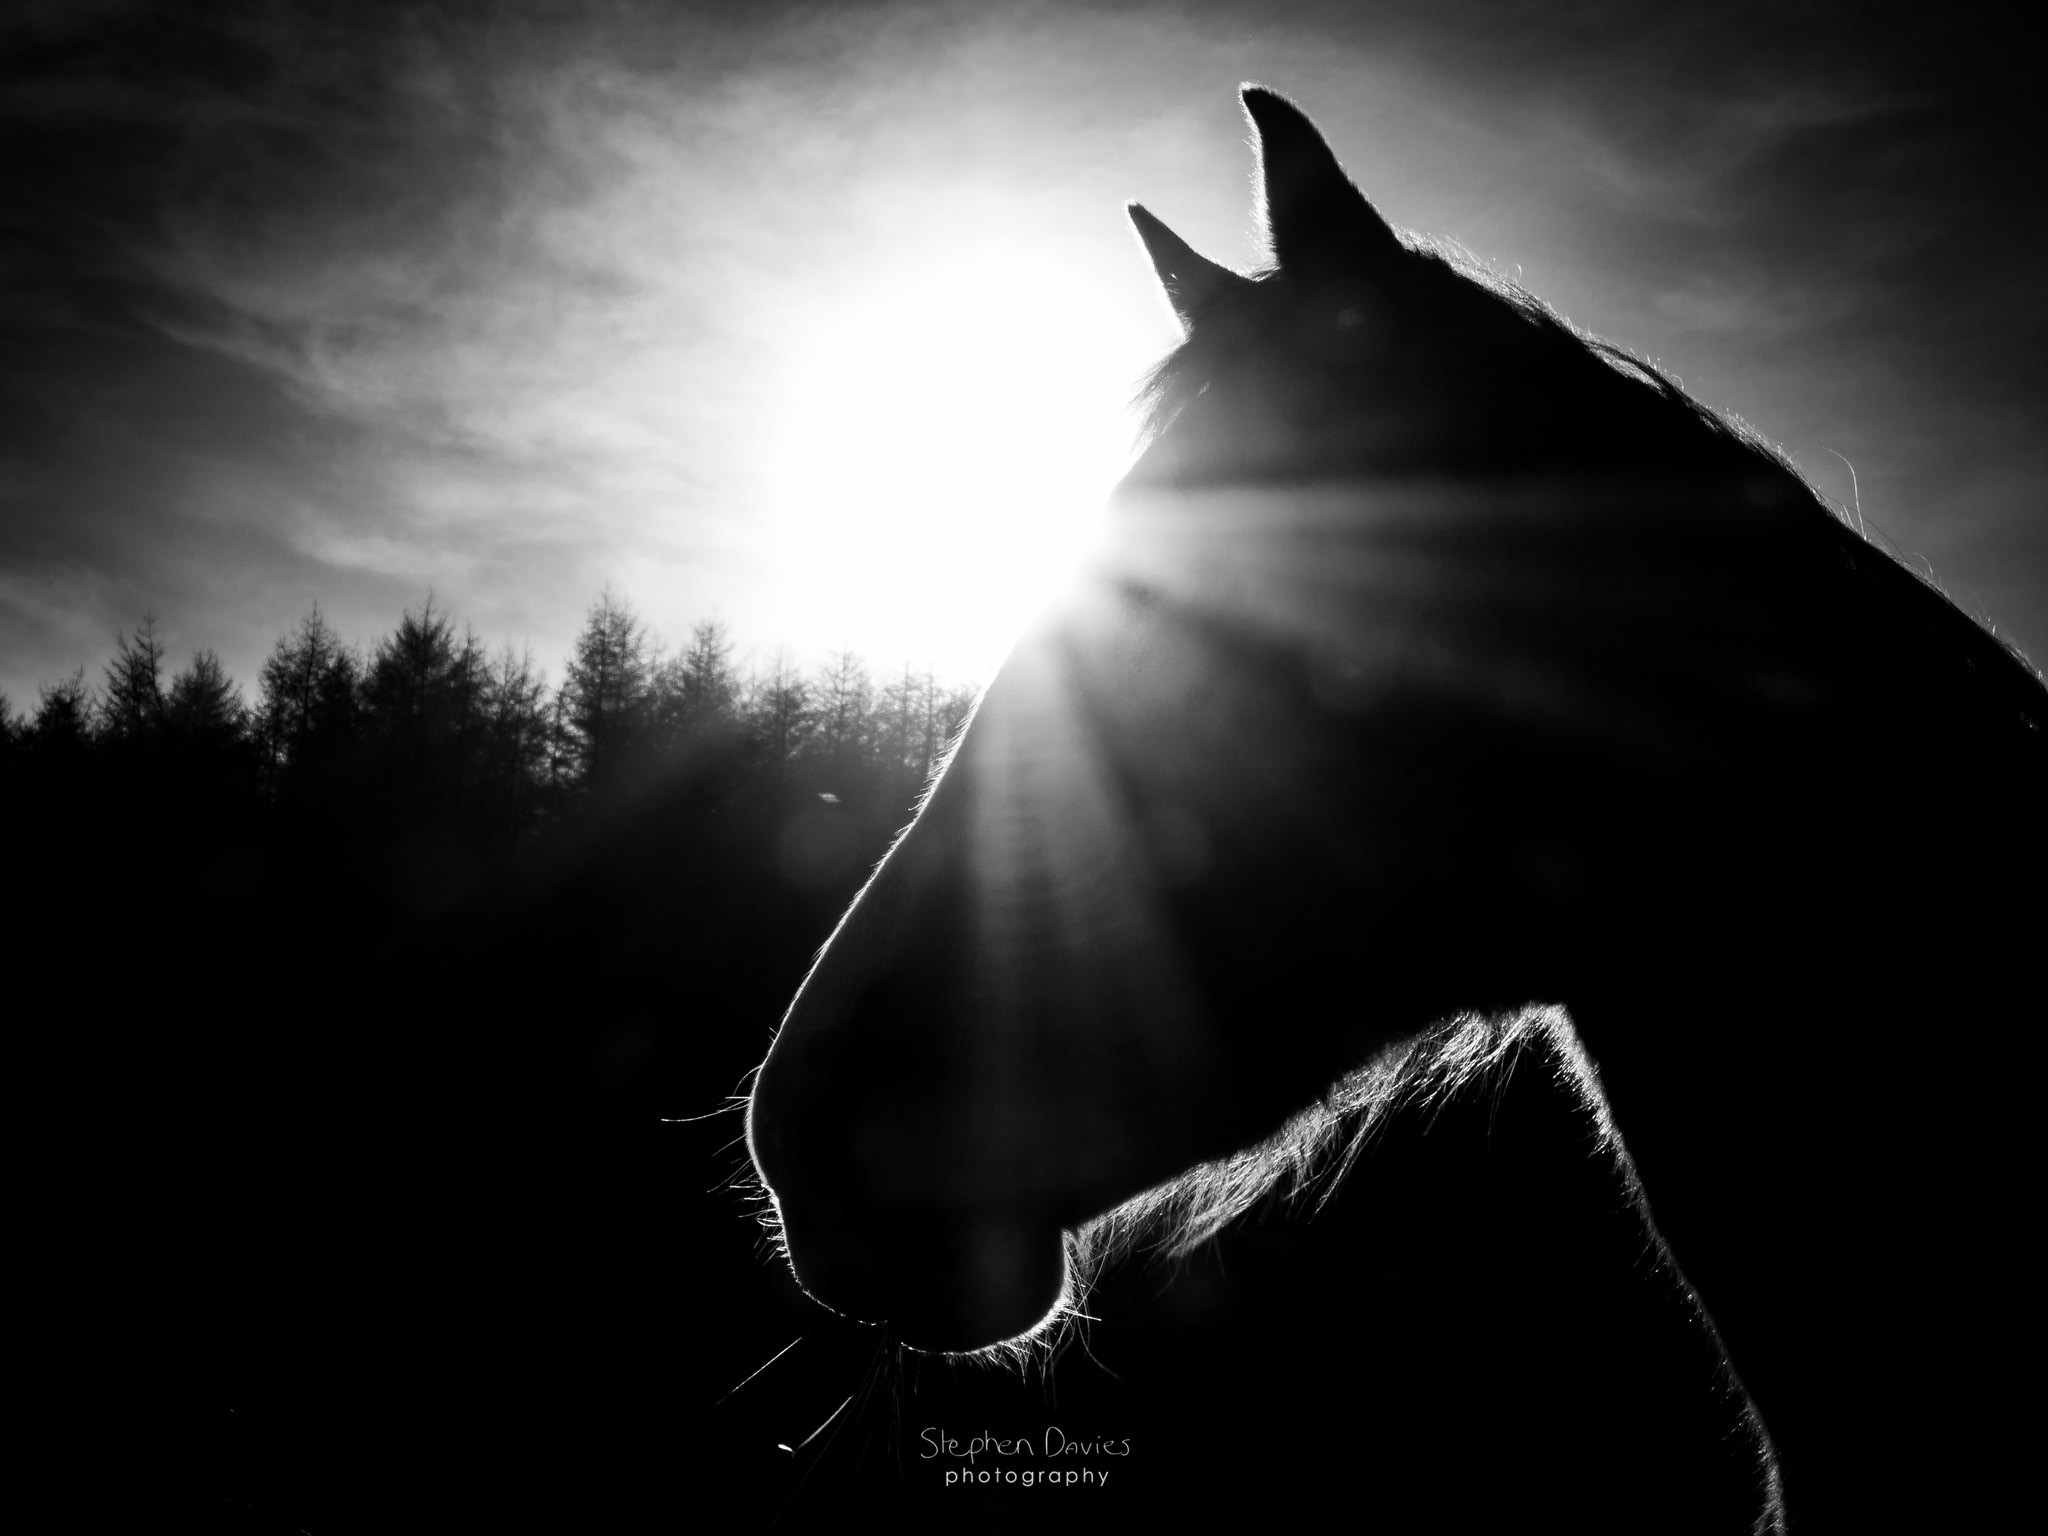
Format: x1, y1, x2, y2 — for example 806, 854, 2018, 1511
763, 237, 1152, 675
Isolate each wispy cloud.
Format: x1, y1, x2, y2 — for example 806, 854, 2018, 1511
2, 0, 2040, 699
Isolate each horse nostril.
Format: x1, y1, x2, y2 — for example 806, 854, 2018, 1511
777, 1203, 1070, 1354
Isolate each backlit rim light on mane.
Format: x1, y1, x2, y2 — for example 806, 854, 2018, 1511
742, 1003, 1623, 1371
997, 1005, 1623, 1370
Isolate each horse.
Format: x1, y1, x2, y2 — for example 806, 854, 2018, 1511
747, 86, 2045, 1530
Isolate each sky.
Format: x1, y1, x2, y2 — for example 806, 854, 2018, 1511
2, 0, 2041, 711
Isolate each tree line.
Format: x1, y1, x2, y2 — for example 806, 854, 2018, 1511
7, 589, 979, 1533
2, 591, 978, 853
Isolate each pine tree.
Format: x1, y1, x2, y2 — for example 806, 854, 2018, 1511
648, 620, 742, 762
679, 622, 738, 723
362, 599, 462, 742
99, 616, 167, 747
359, 597, 489, 806
163, 649, 255, 817
877, 663, 933, 782
745, 651, 811, 773
560, 588, 649, 787
29, 671, 94, 761
812, 650, 872, 786
257, 606, 361, 793
477, 644, 553, 835
165, 650, 245, 740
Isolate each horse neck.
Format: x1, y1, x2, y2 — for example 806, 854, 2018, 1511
1097, 464, 2044, 1094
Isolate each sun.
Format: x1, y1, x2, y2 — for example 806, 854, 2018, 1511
761, 235, 1162, 679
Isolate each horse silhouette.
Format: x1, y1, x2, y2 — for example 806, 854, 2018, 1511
748, 87, 2044, 1530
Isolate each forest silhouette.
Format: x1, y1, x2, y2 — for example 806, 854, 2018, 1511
6, 594, 977, 872
10, 594, 982, 1532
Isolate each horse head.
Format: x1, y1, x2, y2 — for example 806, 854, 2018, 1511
745, 92, 2045, 1530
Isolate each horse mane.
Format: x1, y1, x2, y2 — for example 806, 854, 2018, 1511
1011, 219, 2046, 1369
1138, 229, 1792, 481
975, 1006, 1613, 1369
1132, 225, 2046, 712
1069, 1005, 1596, 1263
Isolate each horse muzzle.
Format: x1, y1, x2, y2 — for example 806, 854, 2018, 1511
768, 1189, 1071, 1354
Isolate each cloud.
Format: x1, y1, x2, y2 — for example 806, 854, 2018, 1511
0, 561, 125, 706
2, 0, 2040, 695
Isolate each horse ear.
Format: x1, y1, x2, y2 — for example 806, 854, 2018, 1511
1241, 85, 1401, 276
1128, 203, 1251, 328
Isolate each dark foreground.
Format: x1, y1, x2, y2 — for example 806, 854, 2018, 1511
22, 742, 1773, 1534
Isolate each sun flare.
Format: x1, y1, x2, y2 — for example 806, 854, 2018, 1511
762, 236, 1161, 679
